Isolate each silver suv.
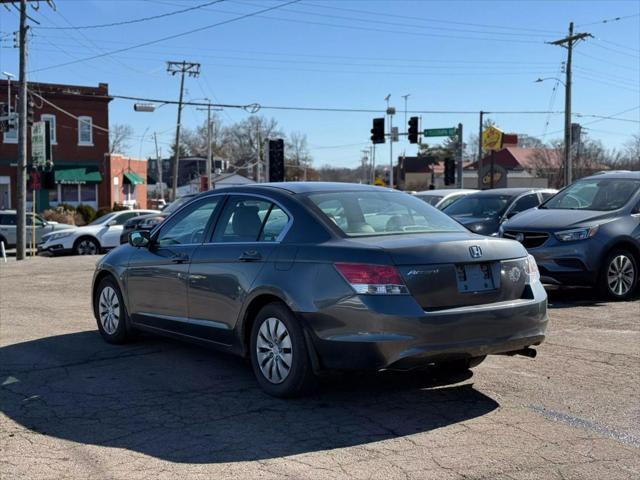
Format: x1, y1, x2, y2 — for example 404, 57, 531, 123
0, 210, 74, 249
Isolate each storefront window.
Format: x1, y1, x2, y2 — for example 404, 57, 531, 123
61, 184, 79, 203
80, 184, 96, 202
49, 188, 59, 205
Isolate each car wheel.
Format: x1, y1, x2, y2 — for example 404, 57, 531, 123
250, 302, 316, 398
94, 277, 135, 344
74, 236, 100, 255
600, 249, 638, 300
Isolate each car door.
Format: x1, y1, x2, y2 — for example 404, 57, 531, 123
187, 195, 291, 345
126, 197, 224, 334
27, 214, 51, 243
0, 213, 17, 246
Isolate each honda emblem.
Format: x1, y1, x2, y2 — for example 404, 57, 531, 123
469, 246, 483, 258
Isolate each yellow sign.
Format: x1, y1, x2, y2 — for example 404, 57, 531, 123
374, 177, 385, 187
482, 126, 503, 151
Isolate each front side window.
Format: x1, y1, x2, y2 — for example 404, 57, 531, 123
416, 194, 442, 207
542, 178, 640, 211
78, 116, 93, 145
509, 194, 540, 215
308, 191, 466, 237
157, 197, 221, 246
214, 196, 284, 243
41, 114, 57, 144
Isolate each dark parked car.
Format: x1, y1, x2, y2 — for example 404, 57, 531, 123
119, 194, 198, 244
443, 188, 557, 236
93, 183, 548, 397
500, 171, 640, 300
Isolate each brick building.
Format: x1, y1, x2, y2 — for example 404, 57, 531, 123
0, 81, 145, 211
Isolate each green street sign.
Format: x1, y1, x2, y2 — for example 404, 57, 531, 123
423, 127, 456, 137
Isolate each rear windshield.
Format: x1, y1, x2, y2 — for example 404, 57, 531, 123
443, 194, 513, 218
415, 194, 443, 206
541, 178, 640, 211
307, 191, 466, 237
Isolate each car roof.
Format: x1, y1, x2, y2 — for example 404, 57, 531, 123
467, 187, 553, 197
208, 182, 395, 195
415, 189, 476, 196
581, 170, 640, 180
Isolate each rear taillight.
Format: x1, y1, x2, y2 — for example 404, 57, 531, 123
334, 263, 408, 295
524, 254, 540, 284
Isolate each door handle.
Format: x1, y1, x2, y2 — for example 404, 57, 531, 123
238, 250, 262, 262
171, 253, 189, 264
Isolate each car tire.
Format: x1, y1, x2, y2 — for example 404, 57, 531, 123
74, 236, 100, 255
250, 302, 316, 398
600, 249, 638, 300
94, 277, 135, 344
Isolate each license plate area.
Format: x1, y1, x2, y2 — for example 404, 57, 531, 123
456, 262, 496, 293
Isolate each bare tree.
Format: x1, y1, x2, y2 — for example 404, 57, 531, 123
285, 131, 312, 180
223, 116, 282, 176
109, 124, 134, 154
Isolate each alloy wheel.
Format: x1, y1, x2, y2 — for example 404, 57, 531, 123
256, 317, 293, 384
98, 286, 120, 335
607, 254, 635, 297
77, 239, 97, 255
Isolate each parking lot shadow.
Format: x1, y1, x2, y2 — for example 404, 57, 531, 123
545, 285, 639, 308
0, 331, 498, 464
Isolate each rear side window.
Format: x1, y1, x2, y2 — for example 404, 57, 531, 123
213, 196, 290, 243
0, 214, 16, 226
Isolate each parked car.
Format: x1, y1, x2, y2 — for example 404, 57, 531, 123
119, 193, 198, 244
443, 188, 557, 236
92, 182, 548, 397
39, 209, 158, 255
414, 189, 477, 210
500, 171, 640, 300
0, 210, 74, 248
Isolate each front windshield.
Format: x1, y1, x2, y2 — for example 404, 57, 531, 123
163, 195, 194, 214
89, 212, 117, 226
307, 191, 467, 237
415, 194, 443, 207
443, 194, 512, 218
542, 178, 640, 211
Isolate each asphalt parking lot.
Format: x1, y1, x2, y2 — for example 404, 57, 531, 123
1, 256, 639, 479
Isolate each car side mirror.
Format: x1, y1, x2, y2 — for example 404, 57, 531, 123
107, 220, 118, 227
128, 230, 152, 248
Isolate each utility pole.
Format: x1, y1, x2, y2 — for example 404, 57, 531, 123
16, 0, 28, 260
153, 132, 163, 201
166, 60, 200, 200
206, 103, 212, 189
478, 111, 484, 189
456, 123, 463, 189
549, 23, 591, 186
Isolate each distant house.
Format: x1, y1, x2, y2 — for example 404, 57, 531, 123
211, 172, 255, 189
397, 156, 474, 190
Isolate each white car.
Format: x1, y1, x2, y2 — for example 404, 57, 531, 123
38, 209, 159, 255
414, 189, 477, 210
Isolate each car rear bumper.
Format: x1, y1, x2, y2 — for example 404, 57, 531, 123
300, 283, 548, 371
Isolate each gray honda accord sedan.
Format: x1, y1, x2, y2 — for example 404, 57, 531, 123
92, 182, 548, 397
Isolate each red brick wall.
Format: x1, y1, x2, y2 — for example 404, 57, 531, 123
104, 154, 147, 209
0, 81, 111, 207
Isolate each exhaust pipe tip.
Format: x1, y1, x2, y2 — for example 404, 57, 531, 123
500, 347, 537, 358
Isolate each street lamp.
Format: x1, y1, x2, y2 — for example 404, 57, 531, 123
535, 77, 566, 87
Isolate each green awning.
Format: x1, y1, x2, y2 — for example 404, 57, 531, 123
123, 171, 144, 185
55, 166, 102, 184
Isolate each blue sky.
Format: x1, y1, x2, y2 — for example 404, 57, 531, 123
1, 0, 638, 168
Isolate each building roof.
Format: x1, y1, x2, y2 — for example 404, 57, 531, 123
465, 147, 561, 171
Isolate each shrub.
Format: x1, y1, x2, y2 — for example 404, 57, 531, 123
112, 203, 130, 212
95, 208, 112, 220
75, 204, 96, 225
42, 206, 77, 226
57, 203, 76, 212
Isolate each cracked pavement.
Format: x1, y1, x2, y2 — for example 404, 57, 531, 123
1, 256, 639, 479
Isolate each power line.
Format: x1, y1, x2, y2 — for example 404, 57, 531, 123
28, 0, 301, 73
35, 0, 226, 30
576, 13, 640, 27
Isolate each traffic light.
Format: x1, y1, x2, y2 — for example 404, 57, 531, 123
370, 117, 385, 144
27, 100, 34, 126
268, 138, 285, 182
408, 116, 419, 144
444, 158, 455, 186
